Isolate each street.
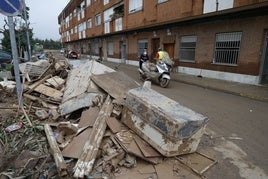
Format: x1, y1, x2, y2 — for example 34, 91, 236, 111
103, 61, 268, 179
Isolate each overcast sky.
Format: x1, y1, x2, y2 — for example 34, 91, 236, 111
0, 0, 70, 41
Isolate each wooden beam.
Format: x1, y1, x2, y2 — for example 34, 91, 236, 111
44, 124, 68, 177
27, 74, 51, 94
73, 95, 113, 178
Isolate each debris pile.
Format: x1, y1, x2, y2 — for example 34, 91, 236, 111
0, 54, 216, 178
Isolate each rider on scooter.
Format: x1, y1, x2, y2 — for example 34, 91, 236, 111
139, 48, 149, 70
155, 48, 164, 64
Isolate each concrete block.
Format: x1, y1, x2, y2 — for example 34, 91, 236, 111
121, 86, 208, 157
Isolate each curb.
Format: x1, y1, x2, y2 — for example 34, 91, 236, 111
104, 62, 268, 103
171, 77, 268, 103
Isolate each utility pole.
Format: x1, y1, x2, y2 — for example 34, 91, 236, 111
0, 0, 24, 106
23, 0, 31, 61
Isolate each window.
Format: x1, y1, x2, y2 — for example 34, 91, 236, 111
104, 22, 110, 34
179, 36, 197, 62
137, 40, 148, 56
104, 8, 113, 22
203, 0, 233, 13
80, 2, 85, 19
93, 42, 99, 54
158, 0, 168, 3
115, 17, 122, 31
78, 12, 80, 21
213, 32, 242, 65
87, 0, 91, 6
104, 0, 109, 5
95, 14, 101, 26
129, 0, 142, 13
108, 41, 114, 55
87, 18, 92, 28
78, 23, 84, 32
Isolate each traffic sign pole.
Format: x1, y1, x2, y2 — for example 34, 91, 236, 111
0, 0, 24, 106
8, 16, 23, 106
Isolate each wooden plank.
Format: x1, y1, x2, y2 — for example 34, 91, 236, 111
46, 76, 65, 88
91, 71, 139, 99
27, 75, 51, 94
73, 95, 113, 178
29, 84, 63, 100
79, 107, 100, 128
44, 124, 68, 177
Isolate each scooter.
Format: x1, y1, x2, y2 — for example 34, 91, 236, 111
139, 61, 172, 88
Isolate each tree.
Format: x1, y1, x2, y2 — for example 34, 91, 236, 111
0, 19, 34, 57
0, 6, 33, 57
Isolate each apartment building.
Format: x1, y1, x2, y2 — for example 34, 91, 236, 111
58, 0, 268, 85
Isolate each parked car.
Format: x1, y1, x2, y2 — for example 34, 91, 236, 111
60, 48, 65, 54
0, 50, 12, 69
67, 51, 79, 59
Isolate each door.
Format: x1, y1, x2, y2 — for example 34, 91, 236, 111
164, 43, 175, 59
120, 41, 126, 63
260, 32, 268, 84
152, 38, 160, 61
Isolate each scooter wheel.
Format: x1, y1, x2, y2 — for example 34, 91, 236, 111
160, 78, 169, 88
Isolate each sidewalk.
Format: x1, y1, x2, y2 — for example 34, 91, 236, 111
104, 61, 268, 102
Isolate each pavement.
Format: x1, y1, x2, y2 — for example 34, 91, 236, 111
103, 61, 268, 102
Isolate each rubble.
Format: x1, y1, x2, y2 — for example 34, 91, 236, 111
0, 54, 216, 178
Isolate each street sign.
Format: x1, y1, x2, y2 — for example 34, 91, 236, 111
0, 0, 23, 16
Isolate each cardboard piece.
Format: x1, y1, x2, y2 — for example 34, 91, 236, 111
62, 128, 92, 159
79, 107, 100, 128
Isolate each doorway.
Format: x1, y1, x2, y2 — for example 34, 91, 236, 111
260, 32, 268, 84
163, 43, 175, 59
120, 41, 126, 64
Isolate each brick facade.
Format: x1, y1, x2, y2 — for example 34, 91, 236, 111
58, 0, 268, 84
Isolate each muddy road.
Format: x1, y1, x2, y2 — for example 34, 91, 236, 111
103, 62, 268, 179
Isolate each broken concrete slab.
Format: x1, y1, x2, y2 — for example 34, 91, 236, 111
91, 71, 139, 99
122, 86, 208, 157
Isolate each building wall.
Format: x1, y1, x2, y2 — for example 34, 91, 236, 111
106, 15, 268, 75
234, 0, 267, 7
58, 0, 268, 84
